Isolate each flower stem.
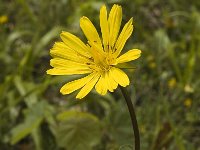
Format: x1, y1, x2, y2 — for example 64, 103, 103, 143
119, 86, 140, 150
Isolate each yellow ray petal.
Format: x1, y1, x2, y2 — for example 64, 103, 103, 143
50, 58, 89, 69
108, 4, 122, 48
110, 67, 129, 87
46, 68, 92, 75
80, 16, 102, 46
116, 49, 141, 64
52, 41, 71, 49
100, 5, 109, 51
88, 41, 105, 63
105, 71, 118, 92
114, 18, 133, 57
76, 73, 100, 99
60, 73, 95, 95
95, 74, 108, 95
60, 31, 91, 58
50, 42, 91, 63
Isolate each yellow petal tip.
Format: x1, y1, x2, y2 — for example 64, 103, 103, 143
59, 88, 65, 95
46, 69, 52, 74
75, 95, 83, 99
135, 49, 142, 53
80, 16, 87, 21
101, 4, 106, 8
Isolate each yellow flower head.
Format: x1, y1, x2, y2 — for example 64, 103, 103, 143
184, 98, 192, 108
47, 4, 141, 99
184, 84, 194, 93
149, 62, 156, 69
0, 15, 8, 24
168, 77, 176, 89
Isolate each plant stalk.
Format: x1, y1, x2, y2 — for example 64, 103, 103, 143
119, 86, 140, 150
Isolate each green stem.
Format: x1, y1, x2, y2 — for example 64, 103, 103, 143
120, 86, 140, 150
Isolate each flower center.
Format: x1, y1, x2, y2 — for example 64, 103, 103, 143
93, 54, 116, 73
88, 44, 116, 73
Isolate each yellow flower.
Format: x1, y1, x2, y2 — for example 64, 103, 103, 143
168, 77, 176, 89
0, 15, 8, 24
146, 55, 154, 62
47, 4, 141, 99
184, 84, 194, 93
140, 125, 146, 134
184, 98, 192, 108
149, 62, 156, 69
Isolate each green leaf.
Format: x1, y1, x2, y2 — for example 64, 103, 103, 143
105, 101, 133, 146
31, 123, 57, 150
154, 29, 170, 52
11, 117, 43, 145
10, 101, 53, 144
5, 30, 31, 52
35, 26, 65, 56
57, 111, 99, 122
55, 111, 101, 150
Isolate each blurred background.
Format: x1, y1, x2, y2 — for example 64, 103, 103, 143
0, 0, 200, 150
